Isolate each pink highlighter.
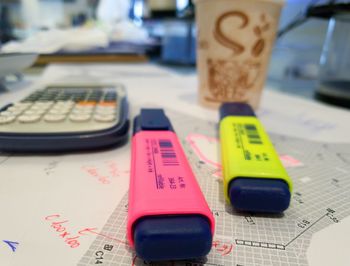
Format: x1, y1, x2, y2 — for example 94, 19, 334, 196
127, 109, 215, 261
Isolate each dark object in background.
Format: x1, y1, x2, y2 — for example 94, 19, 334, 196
311, 3, 350, 109
160, 0, 195, 65
176, 0, 194, 19
129, 0, 196, 65
129, 0, 194, 20
278, 2, 350, 108
72, 13, 88, 27
0, 5, 14, 44
278, 1, 350, 38
129, 0, 176, 20
315, 81, 350, 109
161, 20, 196, 65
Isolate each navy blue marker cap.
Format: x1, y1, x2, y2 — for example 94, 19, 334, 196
220, 102, 256, 120
133, 109, 174, 135
229, 178, 291, 213
134, 215, 212, 261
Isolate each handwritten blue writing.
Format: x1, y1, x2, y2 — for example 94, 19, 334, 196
3, 240, 19, 252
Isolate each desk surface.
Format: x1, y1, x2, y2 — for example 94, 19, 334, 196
0, 63, 349, 266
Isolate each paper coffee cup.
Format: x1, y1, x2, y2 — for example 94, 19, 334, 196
195, 0, 284, 109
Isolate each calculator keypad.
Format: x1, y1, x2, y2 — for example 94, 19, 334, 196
0, 86, 125, 133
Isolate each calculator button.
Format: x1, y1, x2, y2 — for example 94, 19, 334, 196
0, 115, 16, 124
73, 105, 94, 110
32, 103, 53, 109
57, 92, 71, 99
94, 114, 115, 122
55, 100, 75, 106
30, 106, 50, 112
0, 111, 13, 116
14, 103, 31, 109
28, 105, 40, 110
87, 93, 102, 102
44, 114, 66, 122
71, 109, 93, 115
1, 110, 22, 116
5, 110, 23, 116
23, 110, 42, 116
77, 101, 96, 106
22, 99, 35, 103
58, 106, 72, 112
48, 110, 70, 115
8, 106, 27, 112
103, 92, 117, 102
69, 114, 91, 122
72, 94, 88, 102
34, 109, 47, 115
18, 115, 41, 123
38, 98, 55, 102
34, 101, 54, 106
96, 107, 116, 115
98, 102, 117, 107
96, 110, 115, 116
103, 99, 117, 103
74, 104, 94, 110
96, 105, 116, 109
51, 106, 73, 112
96, 105, 115, 109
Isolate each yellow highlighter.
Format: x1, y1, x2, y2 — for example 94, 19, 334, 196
219, 103, 293, 213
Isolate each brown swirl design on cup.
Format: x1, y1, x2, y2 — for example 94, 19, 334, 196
213, 11, 249, 55
252, 39, 265, 57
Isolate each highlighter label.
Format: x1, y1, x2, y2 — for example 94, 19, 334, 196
143, 137, 187, 191
232, 123, 271, 162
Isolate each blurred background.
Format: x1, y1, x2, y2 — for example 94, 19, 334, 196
1, 0, 350, 105
0, 0, 339, 60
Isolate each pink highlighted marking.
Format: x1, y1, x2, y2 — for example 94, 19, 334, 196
186, 134, 299, 175
186, 133, 222, 178
279, 155, 304, 168
82, 228, 128, 245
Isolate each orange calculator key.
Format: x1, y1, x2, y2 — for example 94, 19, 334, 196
98, 102, 117, 107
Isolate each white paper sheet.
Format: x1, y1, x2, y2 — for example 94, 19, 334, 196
0, 63, 349, 266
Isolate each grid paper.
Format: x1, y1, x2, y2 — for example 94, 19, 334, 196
78, 109, 350, 266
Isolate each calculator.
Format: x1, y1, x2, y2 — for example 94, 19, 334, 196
0, 84, 129, 152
